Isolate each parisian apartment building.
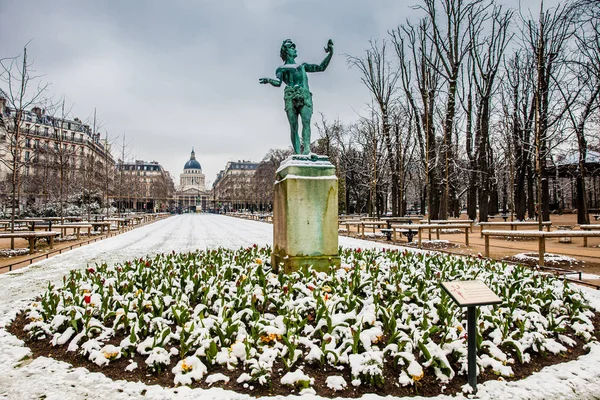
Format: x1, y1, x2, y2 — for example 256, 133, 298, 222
115, 159, 174, 213
0, 92, 115, 211
212, 160, 259, 212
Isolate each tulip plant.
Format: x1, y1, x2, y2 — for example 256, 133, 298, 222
19, 246, 596, 392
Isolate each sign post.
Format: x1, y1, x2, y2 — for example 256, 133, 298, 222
441, 280, 502, 394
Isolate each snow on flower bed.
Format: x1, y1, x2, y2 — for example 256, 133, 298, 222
11, 246, 597, 396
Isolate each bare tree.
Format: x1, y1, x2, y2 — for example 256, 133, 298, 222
523, 2, 579, 228
468, 5, 513, 221
0, 45, 51, 247
392, 18, 441, 220
47, 98, 79, 222
555, 3, 600, 224
347, 40, 401, 215
418, 0, 485, 218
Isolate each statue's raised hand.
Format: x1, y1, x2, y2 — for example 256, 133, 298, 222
259, 78, 270, 84
324, 39, 334, 54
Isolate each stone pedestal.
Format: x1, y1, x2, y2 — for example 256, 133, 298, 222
272, 154, 340, 273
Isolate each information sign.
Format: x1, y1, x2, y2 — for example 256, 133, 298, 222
440, 280, 502, 394
441, 280, 502, 307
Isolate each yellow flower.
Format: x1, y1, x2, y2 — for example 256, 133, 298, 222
255, 258, 263, 265
372, 335, 383, 344
103, 350, 119, 360
260, 333, 281, 344
181, 360, 193, 373
322, 285, 332, 293
412, 372, 424, 381
136, 288, 143, 297
456, 325, 463, 332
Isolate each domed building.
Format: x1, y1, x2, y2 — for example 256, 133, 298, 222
176, 148, 209, 212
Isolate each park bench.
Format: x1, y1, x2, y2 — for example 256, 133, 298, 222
0, 219, 45, 231
479, 221, 552, 237
481, 229, 600, 266
52, 223, 93, 240
380, 228, 398, 241
87, 221, 112, 234
580, 225, 600, 247
338, 220, 361, 235
359, 221, 388, 236
381, 227, 415, 242
390, 223, 471, 248
382, 218, 417, 228
106, 218, 126, 230
0, 231, 61, 254
421, 219, 475, 233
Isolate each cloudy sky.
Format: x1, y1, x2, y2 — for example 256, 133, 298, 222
0, 0, 556, 186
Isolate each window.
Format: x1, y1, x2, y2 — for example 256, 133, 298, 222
44, 127, 49, 135
25, 138, 31, 148
25, 151, 30, 161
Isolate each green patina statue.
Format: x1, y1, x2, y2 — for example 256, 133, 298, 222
260, 39, 334, 155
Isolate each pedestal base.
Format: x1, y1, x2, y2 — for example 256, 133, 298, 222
272, 154, 340, 273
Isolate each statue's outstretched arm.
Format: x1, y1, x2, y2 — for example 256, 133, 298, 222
259, 77, 282, 87
305, 39, 334, 73
259, 70, 283, 87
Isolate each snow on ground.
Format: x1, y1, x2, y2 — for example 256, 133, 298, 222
511, 253, 581, 264
0, 214, 599, 400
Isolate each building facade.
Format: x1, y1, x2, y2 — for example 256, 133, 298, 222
0, 93, 115, 213
176, 148, 209, 212
212, 160, 259, 212
115, 160, 174, 212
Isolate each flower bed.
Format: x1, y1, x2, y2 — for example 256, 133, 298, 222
9, 246, 598, 397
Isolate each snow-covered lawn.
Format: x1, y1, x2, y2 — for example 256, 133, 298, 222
1, 214, 600, 400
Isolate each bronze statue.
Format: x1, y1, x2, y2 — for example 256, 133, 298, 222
260, 39, 334, 155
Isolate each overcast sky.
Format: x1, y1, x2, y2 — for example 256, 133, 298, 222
0, 0, 557, 186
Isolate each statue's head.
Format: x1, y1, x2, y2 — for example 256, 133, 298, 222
280, 39, 297, 62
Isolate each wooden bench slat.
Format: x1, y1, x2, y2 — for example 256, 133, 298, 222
481, 229, 600, 266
